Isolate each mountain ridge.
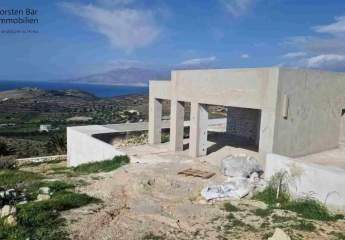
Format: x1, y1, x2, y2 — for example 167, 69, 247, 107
71, 67, 171, 86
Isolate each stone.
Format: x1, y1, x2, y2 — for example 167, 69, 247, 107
36, 194, 50, 201
39, 187, 50, 195
5, 215, 16, 226
9, 206, 16, 215
220, 155, 263, 178
268, 228, 291, 240
0, 191, 5, 198
1, 205, 11, 218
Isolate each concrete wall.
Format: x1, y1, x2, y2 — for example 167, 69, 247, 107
67, 127, 125, 167
149, 67, 345, 158
273, 69, 345, 157
149, 80, 171, 100
150, 68, 280, 158
171, 68, 277, 109
266, 153, 345, 211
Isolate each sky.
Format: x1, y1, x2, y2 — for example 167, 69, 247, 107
0, 0, 345, 81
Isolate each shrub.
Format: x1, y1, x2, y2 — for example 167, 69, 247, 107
0, 156, 17, 169
46, 134, 67, 155
49, 191, 99, 211
254, 173, 342, 221
73, 155, 130, 174
223, 202, 240, 212
8, 189, 99, 240
285, 198, 343, 221
253, 208, 272, 217
0, 140, 16, 156
254, 171, 290, 206
0, 169, 42, 188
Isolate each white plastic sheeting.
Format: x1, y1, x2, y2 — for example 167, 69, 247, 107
220, 155, 263, 178
201, 155, 264, 201
201, 177, 251, 200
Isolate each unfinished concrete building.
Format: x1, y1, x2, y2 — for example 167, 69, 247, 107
148, 67, 345, 159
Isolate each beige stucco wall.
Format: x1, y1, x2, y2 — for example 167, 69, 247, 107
273, 69, 345, 157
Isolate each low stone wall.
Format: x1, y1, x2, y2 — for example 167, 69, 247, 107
265, 153, 345, 211
17, 155, 66, 165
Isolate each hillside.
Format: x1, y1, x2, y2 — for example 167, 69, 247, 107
72, 67, 170, 86
0, 88, 98, 101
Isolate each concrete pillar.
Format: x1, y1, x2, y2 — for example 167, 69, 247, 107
189, 102, 208, 157
148, 98, 162, 144
170, 100, 185, 151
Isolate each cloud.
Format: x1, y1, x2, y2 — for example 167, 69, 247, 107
180, 56, 217, 66
306, 54, 345, 69
240, 53, 249, 59
60, 2, 160, 52
219, 0, 255, 17
282, 52, 307, 59
313, 16, 345, 34
281, 15, 345, 70
97, 0, 135, 6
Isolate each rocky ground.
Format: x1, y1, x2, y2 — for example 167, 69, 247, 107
19, 144, 344, 240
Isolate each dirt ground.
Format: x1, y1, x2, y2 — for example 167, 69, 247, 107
47, 144, 345, 240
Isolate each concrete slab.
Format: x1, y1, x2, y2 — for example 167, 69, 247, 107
67, 119, 227, 167
266, 152, 345, 210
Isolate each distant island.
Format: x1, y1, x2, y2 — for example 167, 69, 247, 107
69, 67, 170, 87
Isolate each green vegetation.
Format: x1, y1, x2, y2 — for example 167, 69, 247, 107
73, 155, 130, 174
223, 202, 240, 212
161, 132, 170, 143
0, 140, 16, 156
254, 186, 290, 206
25, 180, 75, 200
46, 134, 67, 155
292, 220, 316, 232
0, 176, 99, 240
253, 208, 272, 217
0, 88, 149, 158
0, 169, 42, 188
224, 213, 256, 232
254, 171, 290, 207
0, 156, 17, 169
254, 172, 343, 221
0, 191, 98, 240
284, 199, 343, 221
142, 233, 165, 240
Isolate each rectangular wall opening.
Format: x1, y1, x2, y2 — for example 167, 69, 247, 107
207, 106, 261, 154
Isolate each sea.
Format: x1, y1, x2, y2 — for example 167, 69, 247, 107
0, 81, 148, 98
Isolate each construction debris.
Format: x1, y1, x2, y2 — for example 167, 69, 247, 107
201, 155, 264, 201
220, 154, 263, 178
178, 168, 215, 179
201, 177, 251, 200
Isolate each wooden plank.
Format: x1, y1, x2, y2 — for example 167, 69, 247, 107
178, 168, 215, 179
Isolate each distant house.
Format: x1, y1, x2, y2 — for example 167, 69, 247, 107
66, 116, 93, 122
0, 123, 15, 128
39, 124, 52, 132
